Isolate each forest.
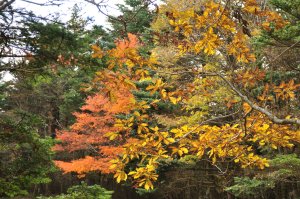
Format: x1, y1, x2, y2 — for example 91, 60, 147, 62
0, 0, 300, 198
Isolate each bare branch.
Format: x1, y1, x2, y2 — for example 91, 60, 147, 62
267, 40, 300, 66
84, 0, 124, 23
84, 0, 156, 35
0, 54, 29, 58
20, 0, 62, 6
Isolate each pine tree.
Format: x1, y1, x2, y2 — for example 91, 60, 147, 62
107, 0, 154, 38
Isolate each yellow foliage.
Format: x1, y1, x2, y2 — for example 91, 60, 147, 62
194, 27, 221, 55
84, 0, 297, 191
273, 80, 300, 100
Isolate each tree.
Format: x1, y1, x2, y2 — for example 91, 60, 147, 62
54, 33, 155, 177
107, 0, 154, 37
55, 0, 300, 193
0, 112, 55, 198
0, 4, 114, 196
54, 69, 136, 176
0, 0, 65, 72
2, 4, 111, 138
226, 154, 300, 198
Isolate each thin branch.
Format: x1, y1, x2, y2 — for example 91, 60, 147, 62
85, 0, 156, 35
267, 40, 300, 66
84, 0, 124, 23
1, 9, 65, 25
216, 73, 300, 125
157, 71, 219, 76
20, 0, 62, 6
0, 54, 29, 58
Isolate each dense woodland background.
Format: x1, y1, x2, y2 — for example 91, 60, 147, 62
0, 0, 300, 198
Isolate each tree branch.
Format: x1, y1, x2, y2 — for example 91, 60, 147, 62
20, 0, 62, 6
267, 40, 300, 66
84, 0, 124, 23
216, 73, 300, 125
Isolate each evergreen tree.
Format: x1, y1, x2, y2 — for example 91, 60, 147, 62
0, 112, 55, 198
107, 0, 154, 38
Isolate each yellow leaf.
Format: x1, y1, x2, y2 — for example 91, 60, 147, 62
151, 99, 161, 104
109, 133, 118, 140
133, 111, 140, 117
177, 150, 183, 157
150, 126, 159, 132
125, 60, 135, 68
264, 162, 270, 167
259, 140, 265, 146
104, 132, 119, 140
181, 125, 188, 132
110, 164, 117, 169
124, 78, 136, 89
181, 147, 188, 154
116, 175, 121, 183
138, 181, 145, 187
144, 181, 150, 190
160, 89, 167, 99
169, 97, 177, 104
146, 79, 165, 94
243, 102, 252, 113
271, 144, 277, 149
128, 171, 137, 175
286, 143, 294, 148
167, 138, 175, 143
212, 155, 217, 164
147, 164, 156, 171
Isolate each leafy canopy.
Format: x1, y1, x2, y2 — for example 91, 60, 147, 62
55, 0, 300, 191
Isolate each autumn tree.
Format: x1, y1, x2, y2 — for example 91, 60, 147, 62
55, 0, 300, 194
109, 0, 299, 190
225, 0, 300, 197
54, 34, 148, 176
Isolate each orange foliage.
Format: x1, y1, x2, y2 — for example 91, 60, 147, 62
54, 70, 136, 175
113, 33, 140, 58
91, 33, 141, 69
54, 33, 158, 177
55, 156, 113, 176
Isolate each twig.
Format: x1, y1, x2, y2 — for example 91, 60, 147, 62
267, 40, 300, 66
20, 0, 62, 6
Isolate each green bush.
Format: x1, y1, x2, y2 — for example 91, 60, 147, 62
37, 182, 113, 199
225, 177, 275, 197
226, 154, 300, 197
